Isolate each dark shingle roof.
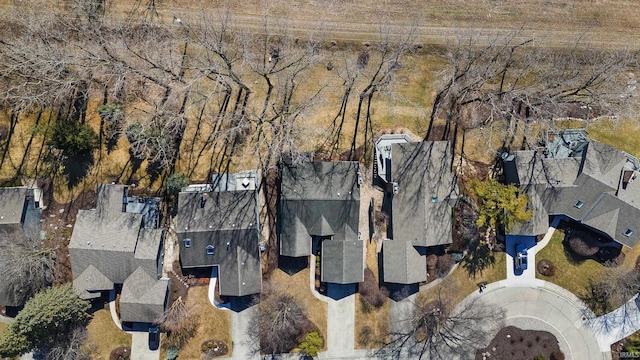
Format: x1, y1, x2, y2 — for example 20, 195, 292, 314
382, 240, 427, 284
280, 161, 363, 283
321, 240, 364, 284
507, 139, 640, 247
390, 141, 457, 247
280, 162, 360, 255
120, 267, 169, 323
73, 265, 114, 293
69, 184, 164, 299
176, 189, 261, 297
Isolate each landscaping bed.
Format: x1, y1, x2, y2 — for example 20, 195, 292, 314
476, 326, 564, 360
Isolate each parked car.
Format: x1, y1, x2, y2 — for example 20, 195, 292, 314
515, 243, 528, 271
148, 326, 160, 350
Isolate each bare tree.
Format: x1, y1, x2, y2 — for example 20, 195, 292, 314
44, 325, 89, 360
378, 287, 505, 360
0, 230, 55, 306
582, 267, 640, 336
424, 30, 635, 167
155, 296, 199, 349
248, 285, 314, 356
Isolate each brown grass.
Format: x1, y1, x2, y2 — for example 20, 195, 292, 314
173, 286, 232, 359
354, 234, 390, 349
83, 309, 132, 360
269, 268, 328, 349
418, 252, 507, 306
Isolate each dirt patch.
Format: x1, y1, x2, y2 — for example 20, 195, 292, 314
167, 261, 189, 306
537, 259, 556, 277
40, 187, 97, 284
476, 326, 564, 360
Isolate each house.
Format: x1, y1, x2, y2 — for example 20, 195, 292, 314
69, 184, 167, 324
377, 138, 458, 284
0, 186, 42, 307
503, 129, 640, 248
280, 160, 364, 284
176, 170, 262, 297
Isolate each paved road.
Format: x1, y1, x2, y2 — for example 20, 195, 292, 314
473, 281, 607, 360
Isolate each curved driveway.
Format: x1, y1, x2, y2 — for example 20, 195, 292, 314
470, 280, 609, 360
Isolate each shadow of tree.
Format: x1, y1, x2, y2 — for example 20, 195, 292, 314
146, 160, 164, 185
106, 133, 121, 154
62, 152, 94, 189
462, 240, 495, 279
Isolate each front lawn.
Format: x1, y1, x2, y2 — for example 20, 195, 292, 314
83, 309, 132, 360
269, 268, 328, 349
536, 225, 640, 311
170, 286, 232, 359
418, 251, 507, 305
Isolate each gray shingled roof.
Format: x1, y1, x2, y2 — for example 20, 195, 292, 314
280, 162, 360, 257
382, 240, 427, 284
512, 186, 549, 236
69, 184, 165, 307
120, 267, 168, 323
0, 187, 27, 225
506, 139, 640, 247
73, 264, 114, 293
390, 141, 457, 247
321, 240, 364, 284
280, 161, 363, 284
176, 189, 261, 297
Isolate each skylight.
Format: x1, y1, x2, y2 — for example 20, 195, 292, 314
206, 245, 215, 255
574, 200, 584, 209
432, 196, 438, 203
625, 229, 634, 237
183, 238, 191, 248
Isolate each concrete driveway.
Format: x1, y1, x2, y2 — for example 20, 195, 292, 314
326, 290, 356, 358
131, 331, 159, 360
229, 297, 259, 360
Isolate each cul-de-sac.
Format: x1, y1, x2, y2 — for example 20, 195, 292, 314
3, 1, 640, 360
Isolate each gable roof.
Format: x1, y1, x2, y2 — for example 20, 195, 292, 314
280, 161, 361, 255
176, 187, 261, 297
120, 267, 169, 323
506, 138, 640, 247
321, 239, 364, 284
382, 240, 427, 284
390, 141, 458, 247
73, 264, 114, 294
69, 184, 165, 297
280, 161, 363, 283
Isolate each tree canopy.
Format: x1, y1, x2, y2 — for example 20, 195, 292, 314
468, 178, 532, 233
0, 284, 90, 358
